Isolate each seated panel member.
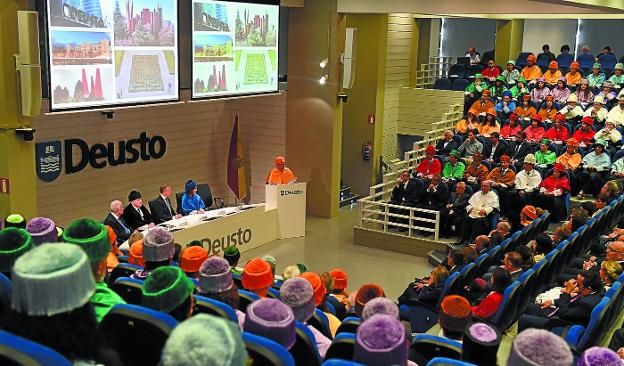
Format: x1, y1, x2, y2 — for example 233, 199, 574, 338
266, 156, 297, 185
181, 179, 206, 215
104, 200, 133, 244
122, 191, 154, 231
151, 184, 182, 224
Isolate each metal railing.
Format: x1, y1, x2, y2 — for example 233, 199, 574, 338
358, 101, 462, 241
414, 56, 453, 88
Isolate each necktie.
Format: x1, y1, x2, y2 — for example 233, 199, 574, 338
118, 217, 130, 235
137, 207, 144, 221
166, 198, 173, 216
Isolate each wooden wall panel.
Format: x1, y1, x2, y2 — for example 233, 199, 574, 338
33, 93, 287, 226
382, 14, 414, 160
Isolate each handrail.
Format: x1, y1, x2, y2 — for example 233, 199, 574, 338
359, 199, 441, 241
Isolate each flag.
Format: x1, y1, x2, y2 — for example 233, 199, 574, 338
227, 114, 247, 200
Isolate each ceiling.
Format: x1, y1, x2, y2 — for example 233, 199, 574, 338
337, 0, 624, 18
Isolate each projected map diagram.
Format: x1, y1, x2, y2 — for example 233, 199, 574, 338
115, 50, 176, 98
235, 50, 276, 89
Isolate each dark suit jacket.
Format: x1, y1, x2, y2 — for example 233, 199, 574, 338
391, 179, 423, 206
122, 204, 153, 230
555, 291, 602, 326
507, 140, 531, 161
435, 139, 458, 157
150, 195, 175, 224
483, 141, 508, 163
448, 192, 470, 214
103, 212, 131, 243
422, 182, 450, 209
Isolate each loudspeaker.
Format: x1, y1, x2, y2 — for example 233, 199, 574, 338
342, 27, 357, 89
16, 11, 42, 117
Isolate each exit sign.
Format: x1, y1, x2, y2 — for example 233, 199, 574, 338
0, 178, 9, 194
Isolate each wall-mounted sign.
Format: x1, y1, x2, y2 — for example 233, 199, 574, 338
36, 132, 166, 182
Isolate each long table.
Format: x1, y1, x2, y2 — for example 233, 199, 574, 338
120, 204, 277, 255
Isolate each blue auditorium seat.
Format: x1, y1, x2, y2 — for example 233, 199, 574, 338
516, 52, 533, 68
308, 308, 333, 339
193, 295, 238, 323
292, 321, 322, 366
484, 281, 522, 332
434, 78, 452, 90
448, 64, 466, 79
427, 357, 478, 366
243, 332, 296, 366
239, 289, 261, 313
452, 78, 469, 91
0, 330, 71, 366
108, 262, 142, 284
409, 334, 463, 365
267, 287, 282, 300
0, 272, 12, 306
322, 360, 364, 366
325, 332, 356, 362
407, 272, 461, 333
100, 304, 178, 366
336, 316, 360, 335
110, 276, 143, 305
560, 297, 612, 352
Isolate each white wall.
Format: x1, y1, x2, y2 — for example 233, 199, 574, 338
441, 18, 496, 62
521, 19, 577, 57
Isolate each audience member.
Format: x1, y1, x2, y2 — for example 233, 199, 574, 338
461, 322, 501, 366
398, 265, 449, 307
550, 77, 571, 104
389, 170, 421, 229
509, 77, 529, 99
415, 145, 441, 180
438, 295, 472, 343
538, 95, 557, 122
576, 139, 611, 198
464, 74, 488, 111
500, 114, 522, 139
244, 298, 296, 350
353, 284, 384, 317
142, 266, 195, 322
607, 95, 624, 126
435, 130, 459, 156
329, 268, 350, 318
514, 94, 538, 120
576, 79, 595, 108
472, 267, 511, 321
282, 264, 301, 281
530, 78, 550, 104
488, 223, 509, 248
160, 314, 247, 366
362, 297, 399, 321
502, 60, 519, 85
505, 154, 541, 225
455, 109, 479, 135
25, 217, 56, 246
521, 54, 542, 82
489, 76, 507, 100
485, 155, 515, 207
223, 245, 241, 272
530, 233, 554, 262
559, 94, 584, 122
465, 47, 481, 64
595, 120, 622, 155
572, 117, 596, 148
534, 163, 570, 222
442, 150, 465, 183
578, 347, 621, 366
128, 240, 144, 267
544, 114, 570, 143
481, 59, 500, 82
609, 63, 624, 88
508, 132, 532, 170
440, 181, 470, 238
353, 314, 414, 366
524, 115, 546, 143
543, 61, 562, 86
131, 227, 174, 280
483, 132, 506, 165
179, 246, 208, 279
0, 227, 32, 278
507, 328, 573, 366
457, 181, 499, 245
578, 45, 595, 69
588, 62, 606, 89
585, 96, 608, 124
242, 258, 273, 298
197, 256, 245, 328
463, 152, 489, 192
4, 214, 26, 229
565, 61, 582, 87
478, 109, 500, 137
468, 89, 494, 115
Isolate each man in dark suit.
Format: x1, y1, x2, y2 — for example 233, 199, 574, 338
518, 270, 603, 331
507, 131, 532, 171
104, 200, 133, 244
440, 181, 470, 238
482, 132, 507, 166
150, 184, 182, 224
389, 170, 423, 230
122, 190, 154, 230
435, 130, 459, 158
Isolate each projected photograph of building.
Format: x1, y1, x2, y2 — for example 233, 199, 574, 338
234, 5, 277, 47
49, 0, 112, 28
194, 62, 232, 96
115, 50, 177, 98
51, 31, 112, 65
194, 34, 234, 62
193, 2, 230, 32
114, 0, 176, 47
50, 67, 114, 106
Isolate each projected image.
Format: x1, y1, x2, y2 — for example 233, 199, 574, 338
194, 34, 234, 62
194, 63, 233, 96
194, 3, 230, 32
113, 0, 176, 47
49, 0, 113, 28
115, 50, 177, 98
50, 67, 115, 106
51, 31, 112, 65
233, 5, 277, 47
235, 51, 275, 88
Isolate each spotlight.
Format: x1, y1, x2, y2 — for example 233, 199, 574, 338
319, 58, 329, 69
319, 75, 327, 85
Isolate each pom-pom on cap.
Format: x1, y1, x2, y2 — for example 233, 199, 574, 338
5, 214, 26, 229
180, 246, 209, 273
462, 322, 501, 366
25, 217, 57, 246
507, 328, 573, 366
279, 277, 315, 322
142, 227, 174, 262
142, 266, 195, 313
0, 228, 33, 272
330, 268, 347, 290
577, 347, 621, 366
439, 295, 472, 333
300, 272, 327, 306
11, 243, 95, 316
362, 297, 399, 321
61, 218, 110, 262
242, 258, 273, 290
244, 298, 296, 350
198, 256, 233, 295
354, 314, 407, 366
161, 314, 248, 366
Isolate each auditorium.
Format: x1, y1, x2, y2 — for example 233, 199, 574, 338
4, 0, 624, 365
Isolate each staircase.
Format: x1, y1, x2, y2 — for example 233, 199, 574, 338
427, 243, 464, 267
340, 185, 360, 208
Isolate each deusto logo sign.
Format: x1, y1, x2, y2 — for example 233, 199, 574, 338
280, 189, 303, 197
36, 132, 166, 182
200, 228, 252, 255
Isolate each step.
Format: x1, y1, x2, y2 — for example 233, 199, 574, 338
339, 194, 360, 207
427, 249, 446, 267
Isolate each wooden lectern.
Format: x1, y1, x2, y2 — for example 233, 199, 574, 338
265, 183, 306, 239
